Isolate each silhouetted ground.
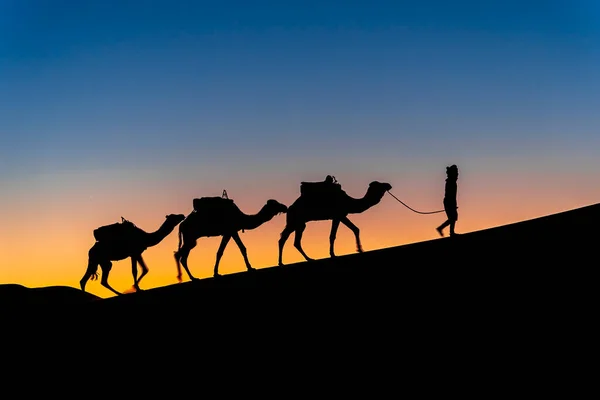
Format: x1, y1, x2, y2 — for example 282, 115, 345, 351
0, 283, 100, 308
4, 203, 596, 387
8, 203, 598, 317
90, 202, 597, 311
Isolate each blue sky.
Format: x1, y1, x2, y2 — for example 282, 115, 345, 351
1, 0, 599, 180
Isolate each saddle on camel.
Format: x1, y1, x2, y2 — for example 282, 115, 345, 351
192, 190, 248, 230
192, 189, 237, 215
93, 217, 138, 242
300, 175, 343, 198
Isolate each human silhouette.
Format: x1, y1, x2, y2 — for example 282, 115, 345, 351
278, 176, 392, 266
80, 214, 186, 295
174, 196, 287, 281
436, 165, 459, 237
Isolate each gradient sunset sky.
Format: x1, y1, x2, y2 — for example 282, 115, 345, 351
2, 0, 599, 298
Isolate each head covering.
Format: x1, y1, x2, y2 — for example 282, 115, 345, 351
446, 164, 458, 176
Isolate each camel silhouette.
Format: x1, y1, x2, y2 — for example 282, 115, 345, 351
80, 213, 186, 295
278, 179, 392, 266
174, 197, 288, 281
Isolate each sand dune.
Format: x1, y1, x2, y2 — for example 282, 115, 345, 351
6, 202, 596, 320
5, 203, 595, 386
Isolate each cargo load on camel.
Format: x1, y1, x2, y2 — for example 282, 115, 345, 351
300, 175, 343, 198
193, 190, 239, 216
192, 196, 236, 212
93, 217, 137, 242
192, 190, 249, 232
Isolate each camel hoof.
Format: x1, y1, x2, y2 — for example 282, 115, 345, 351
213, 274, 222, 278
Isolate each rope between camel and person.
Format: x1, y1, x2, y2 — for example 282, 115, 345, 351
386, 191, 446, 215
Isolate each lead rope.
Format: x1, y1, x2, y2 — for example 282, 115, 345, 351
386, 191, 445, 215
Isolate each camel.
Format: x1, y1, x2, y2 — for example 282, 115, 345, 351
174, 198, 288, 281
80, 213, 186, 296
278, 179, 392, 266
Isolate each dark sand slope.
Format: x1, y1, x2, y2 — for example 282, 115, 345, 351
0, 283, 101, 307
94, 202, 598, 309
4, 203, 597, 329
3, 202, 596, 390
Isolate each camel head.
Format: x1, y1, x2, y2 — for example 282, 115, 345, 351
265, 199, 288, 216
166, 213, 186, 227
368, 181, 393, 200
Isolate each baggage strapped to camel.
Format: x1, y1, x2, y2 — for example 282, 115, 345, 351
93, 217, 137, 242
300, 175, 343, 197
193, 190, 253, 232
193, 190, 237, 215
192, 196, 235, 212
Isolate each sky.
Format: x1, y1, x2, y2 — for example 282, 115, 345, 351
1, 0, 600, 298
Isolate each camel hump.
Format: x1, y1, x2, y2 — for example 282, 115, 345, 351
193, 196, 236, 213
93, 218, 137, 242
300, 175, 342, 197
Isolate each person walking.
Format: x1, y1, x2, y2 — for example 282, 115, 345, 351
436, 164, 459, 237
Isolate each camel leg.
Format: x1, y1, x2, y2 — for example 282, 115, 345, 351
341, 217, 363, 253
80, 258, 98, 292
232, 232, 255, 273
278, 225, 294, 266
134, 255, 149, 291
99, 261, 122, 296
329, 219, 341, 258
294, 223, 314, 262
174, 251, 183, 283
131, 256, 139, 290
175, 240, 198, 282
214, 235, 231, 277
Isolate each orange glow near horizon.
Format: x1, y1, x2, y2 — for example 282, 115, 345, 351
5, 0, 600, 301
1, 169, 599, 299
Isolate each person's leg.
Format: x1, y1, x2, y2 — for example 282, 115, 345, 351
437, 220, 450, 236
437, 202, 453, 236
449, 207, 458, 236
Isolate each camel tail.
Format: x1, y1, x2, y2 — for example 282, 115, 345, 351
80, 260, 100, 292
88, 261, 100, 281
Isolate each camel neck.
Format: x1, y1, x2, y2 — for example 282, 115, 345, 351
240, 207, 273, 231
145, 222, 173, 247
347, 191, 381, 214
